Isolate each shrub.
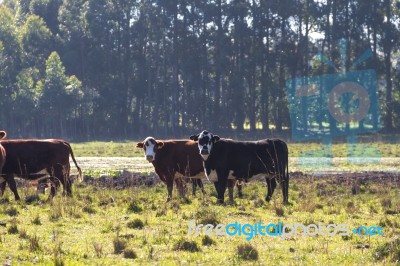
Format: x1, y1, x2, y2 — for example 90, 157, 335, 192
197, 209, 219, 226
123, 248, 138, 259
127, 219, 144, 229
173, 239, 200, 252
93, 242, 103, 258
201, 235, 215, 246
237, 243, 259, 261
127, 201, 143, 214
373, 238, 400, 263
32, 215, 41, 225
4, 207, 18, 217
7, 224, 18, 234
29, 234, 41, 252
113, 237, 127, 254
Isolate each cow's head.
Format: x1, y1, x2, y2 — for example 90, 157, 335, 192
190, 130, 220, 160
0, 131, 6, 140
136, 136, 164, 162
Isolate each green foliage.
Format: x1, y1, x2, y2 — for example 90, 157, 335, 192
1, 0, 400, 138
0, 175, 398, 264
127, 201, 143, 214
19, 15, 53, 68
373, 238, 400, 263
32, 214, 41, 225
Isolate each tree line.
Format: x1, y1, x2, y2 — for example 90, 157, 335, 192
0, 0, 399, 140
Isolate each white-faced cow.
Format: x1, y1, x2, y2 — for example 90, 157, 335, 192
190, 130, 289, 204
136, 137, 242, 202
0, 139, 82, 200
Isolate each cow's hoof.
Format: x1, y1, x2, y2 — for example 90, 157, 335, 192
216, 199, 224, 205
166, 197, 172, 202
228, 200, 236, 206
283, 200, 291, 206
238, 192, 244, 198
181, 197, 191, 204
265, 196, 272, 202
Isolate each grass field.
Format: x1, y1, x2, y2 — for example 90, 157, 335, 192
70, 141, 400, 158
0, 176, 399, 265
0, 141, 399, 265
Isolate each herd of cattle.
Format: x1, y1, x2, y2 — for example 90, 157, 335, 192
0, 130, 289, 204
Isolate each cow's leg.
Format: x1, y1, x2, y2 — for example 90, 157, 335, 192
192, 179, 205, 196
265, 176, 277, 202
5, 174, 20, 201
52, 165, 72, 198
227, 180, 234, 203
48, 177, 61, 199
237, 181, 244, 198
156, 170, 172, 202
174, 177, 186, 198
282, 172, 289, 205
213, 181, 219, 197
0, 180, 6, 196
191, 179, 196, 196
198, 180, 206, 195
216, 175, 228, 204
166, 177, 173, 201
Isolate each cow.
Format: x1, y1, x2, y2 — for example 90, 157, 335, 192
136, 137, 242, 202
190, 130, 289, 204
0, 139, 82, 201
0, 131, 6, 189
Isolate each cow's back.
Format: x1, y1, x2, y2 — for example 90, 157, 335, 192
153, 140, 204, 177
208, 139, 288, 179
0, 139, 70, 176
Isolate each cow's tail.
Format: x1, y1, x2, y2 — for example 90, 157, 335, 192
65, 142, 82, 182
285, 142, 289, 203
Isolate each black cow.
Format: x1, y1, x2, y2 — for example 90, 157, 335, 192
190, 130, 289, 204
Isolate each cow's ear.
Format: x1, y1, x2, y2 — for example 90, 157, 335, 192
190, 134, 199, 141
136, 142, 144, 148
156, 141, 164, 149
212, 135, 220, 142
0, 131, 6, 140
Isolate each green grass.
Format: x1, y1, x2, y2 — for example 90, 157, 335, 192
0, 176, 399, 265
70, 141, 400, 158
71, 141, 142, 157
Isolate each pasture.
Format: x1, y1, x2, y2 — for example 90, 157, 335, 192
0, 141, 399, 265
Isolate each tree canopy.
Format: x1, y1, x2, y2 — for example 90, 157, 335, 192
0, 0, 399, 140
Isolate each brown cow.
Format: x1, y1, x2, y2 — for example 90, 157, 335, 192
0, 139, 82, 200
136, 137, 242, 202
0, 131, 6, 189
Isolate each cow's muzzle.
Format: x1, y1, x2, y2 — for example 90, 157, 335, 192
146, 155, 154, 162
200, 149, 209, 155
